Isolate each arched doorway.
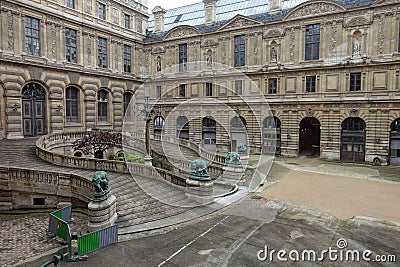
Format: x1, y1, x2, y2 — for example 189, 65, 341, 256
340, 118, 366, 162
202, 116, 216, 151
230, 116, 247, 153
176, 116, 189, 140
299, 117, 320, 156
153, 116, 164, 135
22, 83, 46, 136
263, 117, 281, 155
390, 118, 400, 165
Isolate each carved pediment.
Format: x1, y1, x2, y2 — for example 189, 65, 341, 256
218, 15, 263, 31
163, 26, 201, 40
371, 0, 400, 6
344, 17, 371, 28
284, 1, 346, 20
264, 29, 283, 38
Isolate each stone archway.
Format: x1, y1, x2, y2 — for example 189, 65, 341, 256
390, 118, 400, 165
176, 116, 189, 140
340, 117, 366, 162
263, 116, 281, 155
202, 116, 216, 151
299, 117, 321, 156
22, 83, 47, 137
230, 116, 247, 153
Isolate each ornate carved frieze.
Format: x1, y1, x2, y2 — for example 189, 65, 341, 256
344, 17, 371, 28
285, 2, 345, 20
201, 39, 218, 47
264, 29, 283, 39
152, 46, 166, 54
164, 26, 201, 41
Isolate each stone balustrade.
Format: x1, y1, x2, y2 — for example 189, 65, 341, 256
0, 166, 92, 209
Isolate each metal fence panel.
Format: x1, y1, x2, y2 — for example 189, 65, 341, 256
98, 225, 118, 248
78, 231, 99, 255
78, 225, 118, 255
48, 214, 58, 236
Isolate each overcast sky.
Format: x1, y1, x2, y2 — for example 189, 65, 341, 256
147, 0, 201, 12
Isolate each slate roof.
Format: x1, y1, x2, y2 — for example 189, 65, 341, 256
145, 0, 376, 42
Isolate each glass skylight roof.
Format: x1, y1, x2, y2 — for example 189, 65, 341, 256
147, 0, 374, 34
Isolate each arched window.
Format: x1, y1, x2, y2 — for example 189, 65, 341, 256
66, 87, 79, 122
230, 116, 246, 128
98, 90, 108, 122
154, 116, 164, 135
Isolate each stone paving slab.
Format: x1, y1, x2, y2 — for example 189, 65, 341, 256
0, 212, 87, 267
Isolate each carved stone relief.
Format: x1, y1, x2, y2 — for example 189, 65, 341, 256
377, 17, 385, 54
289, 29, 295, 61
286, 2, 345, 19
85, 0, 93, 14
7, 11, 14, 51
51, 24, 57, 60
164, 27, 199, 40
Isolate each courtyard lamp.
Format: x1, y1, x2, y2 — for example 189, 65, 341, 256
140, 96, 162, 166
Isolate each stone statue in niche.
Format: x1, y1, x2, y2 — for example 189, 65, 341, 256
352, 36, 361, 57
271, 46, 277, 62
206, 50, 212, 67
156, 56, 161, 72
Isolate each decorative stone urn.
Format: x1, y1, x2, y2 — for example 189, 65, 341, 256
88, 171, 118, 231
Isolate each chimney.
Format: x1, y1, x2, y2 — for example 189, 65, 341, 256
203, 0, 217, 26
152, 6, 167, 34
268, 0, 282, 14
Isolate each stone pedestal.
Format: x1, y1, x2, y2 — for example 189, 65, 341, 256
88, 194, 117, 232
219, 165, 245, 185
185, 178, 214, 205
144, 155, 153, 166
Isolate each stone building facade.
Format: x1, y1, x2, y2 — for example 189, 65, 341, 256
1, 0, 400, 165
0, 0, 148, 139
144, 0, 400, 165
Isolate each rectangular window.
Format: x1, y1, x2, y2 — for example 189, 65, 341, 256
66, 0, 75, 9
66, 87, 79, 122
305, 24, 320, 61
350, 73, 362, 91
65, 28, 77, 63
234, 80, 243, 95
306, 76, 316, 93
179, 44, 187, 72
98, 2, 106, 20
205, 82, 213, 96
179, 84, 186, 97
123, 45, 131, 73
124, 14, 131, 29
25, 16, 40, 56
98, 37, 107, 68
234, 35, 246, 67
156, 85, 162, 99
268, 78, 278, 94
